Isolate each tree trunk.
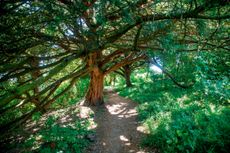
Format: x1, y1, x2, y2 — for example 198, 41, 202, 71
123, 65, 133, 87
85, 52, 104, 106
30, 57, 42, 107
124, 72, 132, 87
85, 67, 104, 105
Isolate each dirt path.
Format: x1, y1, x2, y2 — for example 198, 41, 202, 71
84, 89, 148, 153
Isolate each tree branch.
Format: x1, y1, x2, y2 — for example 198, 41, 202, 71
104, 54, 147, 75
150, 58, 195, 89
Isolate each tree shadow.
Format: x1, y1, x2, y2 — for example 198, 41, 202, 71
85, 89, 153, 153
0, 104, 92, 153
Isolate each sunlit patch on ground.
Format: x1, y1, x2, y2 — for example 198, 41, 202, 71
79, 103, 97, 129
84, 90, 151, 153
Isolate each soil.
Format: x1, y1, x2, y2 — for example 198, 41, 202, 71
83, 89, 152, 153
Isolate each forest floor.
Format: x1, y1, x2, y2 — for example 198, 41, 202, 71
0, 89, 156, 153
82, 89, 153, 153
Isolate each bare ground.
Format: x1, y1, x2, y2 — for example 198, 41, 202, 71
83, 89, 152, 153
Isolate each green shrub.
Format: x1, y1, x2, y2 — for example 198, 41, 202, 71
23, 115, 92, 153
117, 69, 230, 153
51, 78, 89, 108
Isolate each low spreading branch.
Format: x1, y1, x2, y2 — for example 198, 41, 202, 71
150, 58, 195, 89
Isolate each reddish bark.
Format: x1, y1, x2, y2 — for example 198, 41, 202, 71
85, 52, 104, 106
85, 67, 104, 106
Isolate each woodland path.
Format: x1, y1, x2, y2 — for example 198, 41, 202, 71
83, 89, 150, 153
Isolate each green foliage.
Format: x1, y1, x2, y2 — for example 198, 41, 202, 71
117, 65, 230, 153
20, 113, 92, 153
32, 112, 42, 122
51, 78, 89, 108
0, 78, 89, 129
0, 0, 229, 152
0, 100, 36, 125
34, 116, 91, 153
195, 51, 230, 104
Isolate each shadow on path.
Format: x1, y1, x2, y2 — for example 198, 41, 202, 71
85, 89, 149, 153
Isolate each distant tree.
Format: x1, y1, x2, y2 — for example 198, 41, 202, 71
115, 61, 146, 87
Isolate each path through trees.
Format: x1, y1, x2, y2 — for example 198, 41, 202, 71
84, 89, 149, 153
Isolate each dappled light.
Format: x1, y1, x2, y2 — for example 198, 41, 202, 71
0, 0, 229, 153
0, 102, 94, 152
84, 89, 148, 153
117, 72, 230, 153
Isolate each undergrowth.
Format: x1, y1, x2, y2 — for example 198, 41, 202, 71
0, 78, 91, 153
116, 71, 230, 153
27, 116, 92, 153
1, 107, 94, 153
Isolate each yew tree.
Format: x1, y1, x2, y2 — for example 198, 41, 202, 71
0, 0, 229, 129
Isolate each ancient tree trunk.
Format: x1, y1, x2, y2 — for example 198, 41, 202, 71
85, 67, 104, 105
85, 52, 104, 106
123, 65, 133, 87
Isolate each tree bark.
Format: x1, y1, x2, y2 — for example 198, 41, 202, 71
85, 52, 104, 106
123, 65, 133, 87
30, 57, 41, 107
85, 67, 104, 105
